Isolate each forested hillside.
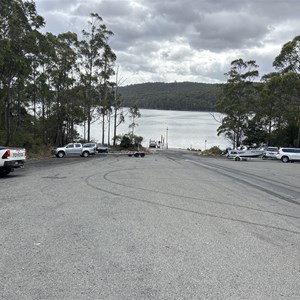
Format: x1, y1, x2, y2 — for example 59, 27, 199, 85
119, 82, 221, 111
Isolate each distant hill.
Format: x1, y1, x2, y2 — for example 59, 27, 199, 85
118, 82, 221, 111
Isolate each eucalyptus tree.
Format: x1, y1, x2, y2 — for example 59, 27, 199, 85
216, 59, 259, 148
112, 66, 126, 146
23, 30, 48, 135
273, 35, 300, 147
273, 35, 300, 74
78, 13, 115, 142
251, 71, 300, 146
96, 43, 116, 145
45, 31, 81, 145
278, 73, 300, 146
128, 104, 141, 142
251, 72, 285, 145
0, 0, 44, 145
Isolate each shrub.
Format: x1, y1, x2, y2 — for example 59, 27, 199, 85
201, 146, 223, 156
120, 134, 132, 148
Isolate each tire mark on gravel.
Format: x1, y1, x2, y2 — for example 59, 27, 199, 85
100, 168, 300, 220
185, 159, 300, 206
83, 170, 300, 235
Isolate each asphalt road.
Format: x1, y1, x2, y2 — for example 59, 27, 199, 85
1, 150, 299, 300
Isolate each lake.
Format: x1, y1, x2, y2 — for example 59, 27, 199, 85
81, 109, 231, 150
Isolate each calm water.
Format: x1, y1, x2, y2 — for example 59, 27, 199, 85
81, 109, 231, 150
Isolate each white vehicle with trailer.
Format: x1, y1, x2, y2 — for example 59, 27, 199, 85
96, 143, 109, 153
227, 148, 264, 161
0, 146, 26, 176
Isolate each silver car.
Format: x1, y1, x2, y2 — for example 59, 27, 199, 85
262, 147, 278, 159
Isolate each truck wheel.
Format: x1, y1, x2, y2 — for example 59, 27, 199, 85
82, 151, 89, 158
235, 156, 241, 161
0, 168, 11, 177
56, 151, 65, 158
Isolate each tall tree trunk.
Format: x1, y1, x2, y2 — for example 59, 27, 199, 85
101, 112, 105, 144
87, 104, 91, 142
107, 112, 111, 146
42, 97, 46, 144
113, 107, 117, 146
297, 126, 300, 147
4, 85, 11, 146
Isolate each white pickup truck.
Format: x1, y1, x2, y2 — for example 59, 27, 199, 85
51, 142, 95, 158
0, 146, 26, 176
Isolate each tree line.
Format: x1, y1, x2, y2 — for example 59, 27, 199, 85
0, 1, 299, 151
0, 0, 124, 150
216, 36, 300, 149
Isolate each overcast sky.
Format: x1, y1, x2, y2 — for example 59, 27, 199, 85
34, 0, 300, 85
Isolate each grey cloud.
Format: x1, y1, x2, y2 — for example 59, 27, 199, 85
34, 0, 300, 83
190, 62, 227, 82
189, 12, 268, 51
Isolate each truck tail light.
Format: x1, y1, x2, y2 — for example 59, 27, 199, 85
2, 150, 10, 159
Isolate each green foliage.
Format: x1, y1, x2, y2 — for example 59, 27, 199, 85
128, 104, 141, 138
273, 35, 300, 74
119, 134, 132, 148
216, 59, 260, 148
242, 118, 268, 147
0, 5, 116, 149
0, 0, 45, 145
133, 135, 143, 147
117, 133, 143, 149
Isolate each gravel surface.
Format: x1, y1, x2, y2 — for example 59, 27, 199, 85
1, 150, 299, 300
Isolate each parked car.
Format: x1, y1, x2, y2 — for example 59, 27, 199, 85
96, 143, 109, 153
83, 143, 97, 154
149, 139, 157, 148
276, 147, 300, 163
51, 143, 94, 158
0, 146, 26, 176
262, 147, 278, 159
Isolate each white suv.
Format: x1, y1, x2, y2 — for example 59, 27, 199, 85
276, 147, 300, 163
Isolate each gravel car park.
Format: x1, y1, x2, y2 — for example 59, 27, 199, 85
2, 150, 300, 299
